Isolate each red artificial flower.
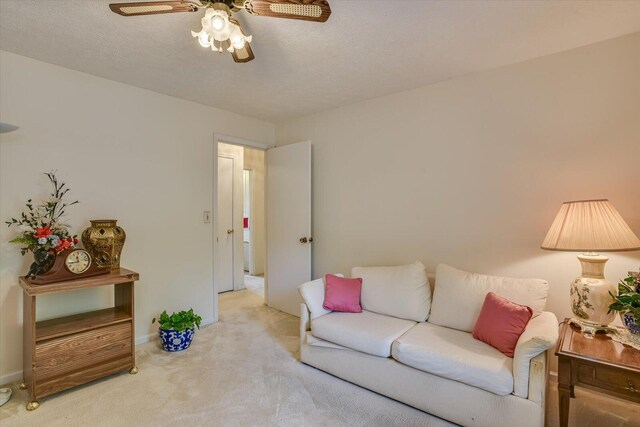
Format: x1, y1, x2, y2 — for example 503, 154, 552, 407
34, 226, 53, 239
55, 240, 72, 252
73, 238, 78, 244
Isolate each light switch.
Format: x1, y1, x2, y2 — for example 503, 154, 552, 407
203, 211, 211, 223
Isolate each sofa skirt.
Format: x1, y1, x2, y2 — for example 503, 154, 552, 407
300, 341, 545, 427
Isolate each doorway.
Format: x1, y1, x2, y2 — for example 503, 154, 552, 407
243, 146, 266, 298
217, 142, 266, 298
213, 135, 313, 321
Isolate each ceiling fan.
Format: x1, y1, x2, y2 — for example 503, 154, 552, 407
109, 0, 332, 63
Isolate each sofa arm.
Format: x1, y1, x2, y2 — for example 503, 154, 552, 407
300, 303, 311, 342
513, 311, 559, 399
527, 351, 548, 407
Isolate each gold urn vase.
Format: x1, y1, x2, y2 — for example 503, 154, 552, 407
81, 220, 126, 270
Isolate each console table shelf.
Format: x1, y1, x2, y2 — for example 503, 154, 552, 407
19, 268, 140, 411
36, 307, 132, 342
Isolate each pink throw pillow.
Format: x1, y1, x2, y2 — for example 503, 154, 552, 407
472, 292, 533, 357
323, 274, 363, 313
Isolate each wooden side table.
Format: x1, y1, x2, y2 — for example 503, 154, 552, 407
555, 319, 640, 427
19, 269, 140, 410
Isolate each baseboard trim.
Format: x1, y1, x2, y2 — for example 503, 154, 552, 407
0, 371, 24, 386
1, 317, 217, 386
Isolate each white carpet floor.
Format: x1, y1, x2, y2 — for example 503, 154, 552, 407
1, 288, 639, 426
244, 275, 264, 298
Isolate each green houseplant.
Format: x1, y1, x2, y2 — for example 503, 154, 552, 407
153, 309, 202, 351
608, 270, 640, 335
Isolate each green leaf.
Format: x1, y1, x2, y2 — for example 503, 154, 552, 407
155, 308, 202, 331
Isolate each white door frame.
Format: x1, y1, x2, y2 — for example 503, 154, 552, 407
212, 133, 274, 322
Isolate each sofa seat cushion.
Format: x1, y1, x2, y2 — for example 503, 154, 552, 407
392, 322, 514, 395
311, 310, 416, 357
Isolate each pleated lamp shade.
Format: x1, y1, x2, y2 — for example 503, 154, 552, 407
541, 199, 640, 252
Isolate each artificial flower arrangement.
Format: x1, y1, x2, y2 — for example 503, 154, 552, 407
5, 172, 79, 277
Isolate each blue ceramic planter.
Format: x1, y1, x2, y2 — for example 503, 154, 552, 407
622, 312, 640, 335
159, 327, 195, 352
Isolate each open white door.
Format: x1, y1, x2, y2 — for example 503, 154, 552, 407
217, 155, 235, 293
266, 141, 312, 316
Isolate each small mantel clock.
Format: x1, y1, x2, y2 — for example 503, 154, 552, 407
29, 249, 109, 285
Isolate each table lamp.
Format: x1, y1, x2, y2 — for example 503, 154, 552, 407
541, 199, 640, 333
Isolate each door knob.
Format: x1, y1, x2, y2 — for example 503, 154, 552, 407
227, 229, 234, 234
309, 237, 314, 243
300, 237, 308, 243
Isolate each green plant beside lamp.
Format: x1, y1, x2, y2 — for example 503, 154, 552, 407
609, 271, 640, 335
154, 309, 202, 352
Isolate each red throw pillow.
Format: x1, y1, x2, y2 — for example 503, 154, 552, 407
472, 292, 533, 357
323, 274, 363, 313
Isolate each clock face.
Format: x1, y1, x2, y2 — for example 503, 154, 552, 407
65, 250, 91, 274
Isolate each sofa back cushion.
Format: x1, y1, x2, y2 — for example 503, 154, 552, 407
352, 261, 431, 322
429, 264, 549, 333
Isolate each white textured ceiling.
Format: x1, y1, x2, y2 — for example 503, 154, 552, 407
1, 1, 640, 121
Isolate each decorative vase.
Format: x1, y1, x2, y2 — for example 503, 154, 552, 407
27, 247, 56, 278
159, 328, 195, 352
81, 220, 126, 270
622, 312, 640, 335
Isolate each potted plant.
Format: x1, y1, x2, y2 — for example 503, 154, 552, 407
153, 308, 202, 351
608, 270, 640, 335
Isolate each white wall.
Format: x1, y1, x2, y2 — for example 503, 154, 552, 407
277, 33, 640, 367
0, 51, 275, 382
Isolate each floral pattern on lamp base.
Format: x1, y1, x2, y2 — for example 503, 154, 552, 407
159, 328, 195, 352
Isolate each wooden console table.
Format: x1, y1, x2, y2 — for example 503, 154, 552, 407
19, 269, 140, 410
556, 320, 640, 427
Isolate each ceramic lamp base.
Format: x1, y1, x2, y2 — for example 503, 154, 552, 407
569, 254, 616, 332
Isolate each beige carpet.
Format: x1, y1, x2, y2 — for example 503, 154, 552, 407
1, 290, 639, 427
244, 275, 264, 298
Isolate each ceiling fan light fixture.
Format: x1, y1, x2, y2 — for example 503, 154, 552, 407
191, 5, 252, 57
211, 14, 227, 31
229, 26, 251, 50
191, 30, 212, 48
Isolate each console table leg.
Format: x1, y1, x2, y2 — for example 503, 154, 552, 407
129, 366, 138, 374
26, 401, 40, 411
558, 383, 572, 427
19, 382, 27, 390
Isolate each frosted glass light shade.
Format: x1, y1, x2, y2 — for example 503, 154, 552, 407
541, 199, 640, 252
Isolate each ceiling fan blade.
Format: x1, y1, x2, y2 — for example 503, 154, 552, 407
230, 42, 255, 63
244, 0, 331, 23
109, 1, 199, 17
227, 19, 255, 63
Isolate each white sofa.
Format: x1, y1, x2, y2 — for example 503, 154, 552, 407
298, 263, 559, 427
